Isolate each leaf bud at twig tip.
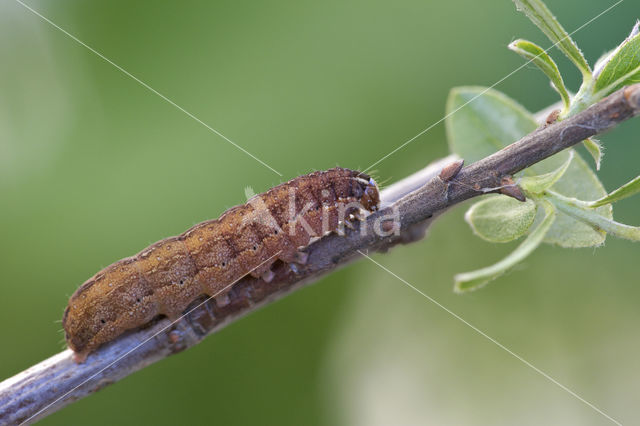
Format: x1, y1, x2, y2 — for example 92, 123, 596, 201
439, 159, 464, 182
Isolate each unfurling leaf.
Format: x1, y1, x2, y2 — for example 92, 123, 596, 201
512, 0, 591, 81
594, 21, 640, 99
509, 39, 570, 109
582, 138, 603, 170
465, 196, 537, 243
455, 199, 556, 293
588, 175, 640, 208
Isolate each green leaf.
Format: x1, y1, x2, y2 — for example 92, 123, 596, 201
508, 39, 570, 109
588, 174, 640, 208
465, 196, 537, 243
594, 49, 615, 74
512, 0, 591, 81
538, 151, 611, 247
446, 86, 611, 248
594, 21, 640, 98
521, 150, 573, 194
446, 87, 537, 163
455, 198, 556, 293
582, 138, 603, 171
547, 191, 640, 241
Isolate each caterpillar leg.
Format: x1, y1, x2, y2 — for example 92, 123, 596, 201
294, 251, 308, 265
249, 257, 276, 279
278, 250, 309, 275
72, 351, 89, 364
249, 264, 276, 283
278, 246, 300, 264
261, 269, 275, 283
215, 292, 231, 307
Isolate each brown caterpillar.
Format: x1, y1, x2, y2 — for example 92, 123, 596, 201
63, 168, 380, 362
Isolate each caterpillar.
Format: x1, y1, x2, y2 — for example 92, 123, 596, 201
63, 168, 380, 362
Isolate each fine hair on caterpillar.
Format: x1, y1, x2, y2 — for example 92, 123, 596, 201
63, 168, 395, 362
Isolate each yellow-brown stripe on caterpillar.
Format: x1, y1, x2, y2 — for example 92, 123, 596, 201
63, 168, 380, 362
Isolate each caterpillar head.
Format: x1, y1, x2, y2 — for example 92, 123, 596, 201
351, 172, 380, 213
360, 176, 380, 212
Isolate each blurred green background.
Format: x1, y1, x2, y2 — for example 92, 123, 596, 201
1, 0, 639, 424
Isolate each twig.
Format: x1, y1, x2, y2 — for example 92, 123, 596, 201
1, 83, 639, 425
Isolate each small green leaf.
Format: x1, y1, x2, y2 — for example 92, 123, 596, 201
594, 49, 615, 74
465, 196, 537, 243
521, 150, 573, 194
513, 0, 591, 81
594, 21, 640, 98
588, 174, 640, 208
455, 198, 556, 293
508, 39, 570, 109
582, 138, 603, 170
547, 191, 640, 242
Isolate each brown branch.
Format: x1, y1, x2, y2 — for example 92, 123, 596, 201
2, 84, 639, 425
